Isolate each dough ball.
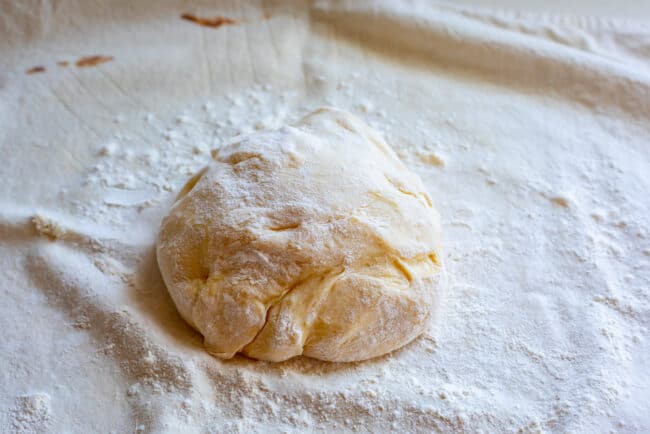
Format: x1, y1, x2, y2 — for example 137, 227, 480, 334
157, 107, 443, 362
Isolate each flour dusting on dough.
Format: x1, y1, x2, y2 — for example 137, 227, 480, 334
1, 1, 649, 433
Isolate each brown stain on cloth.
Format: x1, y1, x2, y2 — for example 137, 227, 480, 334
75, 55, 114, 67
26, 66, 46, 74
26, 55, 112, 76
181, 13, 236, 28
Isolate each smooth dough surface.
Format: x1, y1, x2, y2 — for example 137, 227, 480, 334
156, 108, 443, 362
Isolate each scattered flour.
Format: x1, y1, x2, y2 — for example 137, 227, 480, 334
1, 1, 649, 433
31, 215, 65, 240
9, 393, 52, 433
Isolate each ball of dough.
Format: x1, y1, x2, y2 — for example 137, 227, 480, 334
157, 107, 443, 362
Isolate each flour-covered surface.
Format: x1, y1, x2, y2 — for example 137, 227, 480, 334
1, 0, 649, 432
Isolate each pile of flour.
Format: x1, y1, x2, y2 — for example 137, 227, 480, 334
1, 1, 649, 432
